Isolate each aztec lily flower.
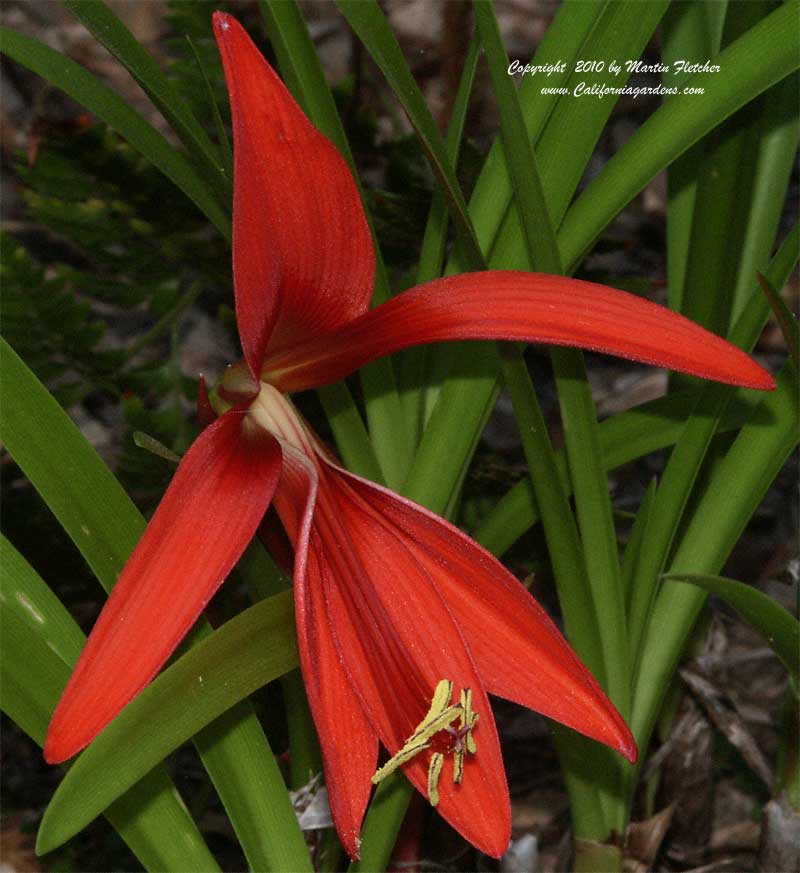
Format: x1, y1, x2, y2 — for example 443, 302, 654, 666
45, 12, 775, 859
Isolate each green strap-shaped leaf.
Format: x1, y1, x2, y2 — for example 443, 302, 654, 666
36, 591, 299, 855
663, 573, 799, 683
409, 0, 669, 519
474, 1, 619, 835
451, 0, 609, 269
730, 72, 799, 323
621, 479, 659, 608
335, 0, 484, 270
663, 0, 728, 312
401, 33, 482, 447
0, 336, 146, 580
477, 0, 628, 702
0, 338, 310, 872
631, 359, 799, 772
626, 223, 799, 688
1, 537, 219, 872
676, 1, 778, 338
0, 26, 231, 239
484, 0, 671, 269
61, 0, 230, 203
559, 0, 800, 273
473, 387, 763, 556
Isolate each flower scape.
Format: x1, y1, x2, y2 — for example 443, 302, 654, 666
44, 12, 775, 860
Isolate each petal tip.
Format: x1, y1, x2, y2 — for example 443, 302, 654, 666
733, 355, 776, 391
212, 10, 235, 37
43, 724, 77, 766
619, 733, 639, 765
759, 370, 777, 391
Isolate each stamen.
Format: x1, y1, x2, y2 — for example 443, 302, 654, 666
371, 678, 480, 808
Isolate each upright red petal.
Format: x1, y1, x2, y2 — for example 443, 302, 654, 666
340, 470, 637, 763
274, 447, 378, 859
263, 271, 775, 392
213, 13, 375, 375
44, 411, 282, 764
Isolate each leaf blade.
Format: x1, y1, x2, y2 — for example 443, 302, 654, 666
663, 573, 799, 682
1, 536, 220, 873
0, 27, 231, 238
37, 592, 299, 855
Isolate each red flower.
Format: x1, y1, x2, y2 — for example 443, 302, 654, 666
44, 13, 774, 859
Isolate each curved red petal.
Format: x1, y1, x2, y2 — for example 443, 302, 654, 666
299, 459, 511, 858
44, 410, 282, 764
341, 471, 637, 763
264, 271, 775, 393
274, 446, 378, 859
213, 13, 374, 375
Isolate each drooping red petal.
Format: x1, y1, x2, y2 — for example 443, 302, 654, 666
335, 467, 637, 763
289, 458, 511, 859
213, 13, 374, 376
273, 446, 378, 859
263, 271, 775, 393
44, 410, 282, 764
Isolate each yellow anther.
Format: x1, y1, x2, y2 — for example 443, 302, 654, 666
371, 680, 461, 785
427, 753, 444, 807
370, 679, 480, 807
460, 687, 478, 756
453, 745, 465, 785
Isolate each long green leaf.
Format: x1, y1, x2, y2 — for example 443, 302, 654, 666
486, 0, 671, 268
475, 0, 628, 722
61, 0, 230, 202
631, 359, 799, 777
0, 27, 230, 239
0, 338, 309, 872
348, 777, 414, 873
621, 479, 658, 604
730, 72, 799, 322
662, 0, 727, 312
677, 1, 774, 336
452, 0, 609, 269
318, 382, 385, 484
36, 591, 299, 855
627, 223, 799, 687
411, 0, 669, 522
475, 0, 623, 834
418, 0, 609, 423
472, 0, 561, 272
401, 33, 482, 446
663, 573, 799, 683
335, 0, 484, 270
559, 0, 800, 273
1, 537, 219, 873
473, 387, 763, 557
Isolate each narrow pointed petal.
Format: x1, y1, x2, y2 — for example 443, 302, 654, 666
263, 271, 775, 392
196, 375, 216, 428
285, 458, 511, 858
44, 411, 282, 764
213, 13, 374, 375
328, 466, 637, 764
274, 447, 378, 859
